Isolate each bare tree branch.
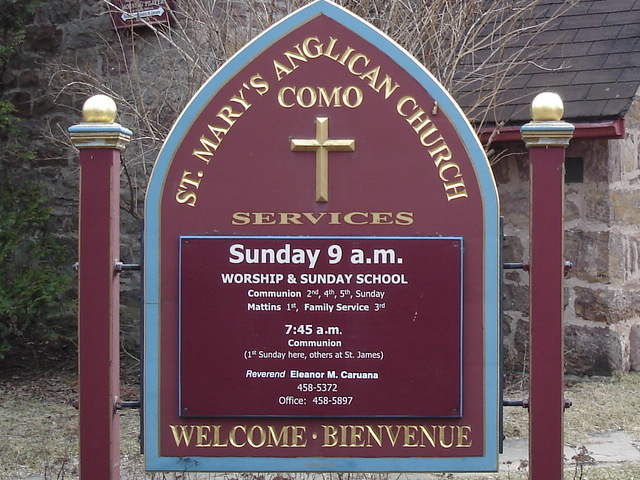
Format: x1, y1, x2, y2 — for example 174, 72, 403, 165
48, 0, 578, 218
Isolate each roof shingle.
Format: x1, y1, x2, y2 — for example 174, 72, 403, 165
456, 0, 640, 125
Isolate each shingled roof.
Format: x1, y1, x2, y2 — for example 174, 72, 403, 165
458, 0, 640, 127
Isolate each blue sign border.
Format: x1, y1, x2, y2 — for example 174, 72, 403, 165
144, 0, 500, 472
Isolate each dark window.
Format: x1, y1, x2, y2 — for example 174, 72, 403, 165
565, 157, 584, 183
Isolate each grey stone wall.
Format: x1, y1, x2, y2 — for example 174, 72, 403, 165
3, 0, 292, 349
495, 98, 640, 375
3, 1, 148, 348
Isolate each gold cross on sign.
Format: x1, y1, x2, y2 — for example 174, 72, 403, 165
290, 117, 356, 203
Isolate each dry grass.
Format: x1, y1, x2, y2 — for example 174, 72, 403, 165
0, 372, 79, 478
501, 373, 640, 444
1, 369, 639, 479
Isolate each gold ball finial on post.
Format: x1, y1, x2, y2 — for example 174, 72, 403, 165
530, 92, 564, 122
82, 94, 118, 123
521, 91, 573, 148
70, 95, 131, 150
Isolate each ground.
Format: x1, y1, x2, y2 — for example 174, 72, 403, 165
1, 356, 639, 480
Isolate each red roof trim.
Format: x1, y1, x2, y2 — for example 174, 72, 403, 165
480, 118, 625, 144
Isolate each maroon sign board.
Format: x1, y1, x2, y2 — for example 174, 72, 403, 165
144, 0, 500, 472
179, 236, 463, 418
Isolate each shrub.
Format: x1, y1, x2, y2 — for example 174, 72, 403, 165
0, 180, 75, 358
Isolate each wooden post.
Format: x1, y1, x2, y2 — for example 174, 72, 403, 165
69, 95, 131, 480
521, 92, 574, 479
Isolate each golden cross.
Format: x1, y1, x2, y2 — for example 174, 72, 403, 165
290, 117, 355, 203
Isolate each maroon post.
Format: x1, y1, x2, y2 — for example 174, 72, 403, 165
521, 92, 574, 479
69, 95, 131, 480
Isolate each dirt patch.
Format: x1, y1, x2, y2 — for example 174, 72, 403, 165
1, 365, 639, 480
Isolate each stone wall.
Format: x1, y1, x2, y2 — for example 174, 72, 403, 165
4, 0, 640, 373
3, 1, 152, 347
495, 98, 640, 375
3, 0, 295, 348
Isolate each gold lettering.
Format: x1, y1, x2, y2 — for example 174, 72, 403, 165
229, 425, 246, 447
179, 170, 203, 190
402, 105, 442, 148
169, 424, 319, 448
302, 212, 327, 224
328, 212, 342, 224
403, 425, 419, 447
175, 189, 197, 207
344, 211, 368, 225
419, 125, 440, 146
347, 53, 370, 75
291, 426, 307, 447
250, 73, 269, 95
371, 212, 393, 225
254, 212, 277, 225
337, 45, 355, 65
407, 109, 431, 132
339, 425, 349, 447
193, 134, 220, 164
428, 141, 452, 166
445, 180, 468, 201
419, 425, 436, 448
316, 423, 472, 449
191, 82, 258, 168
232, 212, 251, 225
273, 60, 293, 80
278, 86, 296, 108
350, 425, 366, 447
438, 162, 462, 182
196, 425, 211, 447
360, 65, 381, 89
395, 211, 414, 225
278, 212, 304, 225
266, 425, 290, 447
284, 44, 309, 69
302, 36, 323, 58
396, 95, 416, 116
175, 170, 203, 207
211, 425, 229, 447
397, 96, 440, 144
230, 211, 415, 225
396, 93, 468, 201
297, 86, 317, 108
438, 425, 455, 449
318, 86, 342, 107
383, 425, 402, 447
323, 36, 341, 61
217, 104, 243, 128
373, 74, 400, 99
170, 425, 195, 447
323, 424, 338, 447
274, 36, 399, 106
278, 86, 363, 109
273, 44, 309, 79
366, 425, 384, 447
247, 425, 266, 448
207, 123, 230, 144
343, 86, 363, 108
229, 89, 252, 110
456, 425, 473, 447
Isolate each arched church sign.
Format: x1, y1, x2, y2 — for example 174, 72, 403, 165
144, 0, 500, 472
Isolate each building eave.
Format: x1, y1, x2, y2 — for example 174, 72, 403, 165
480, 117, 625, 144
